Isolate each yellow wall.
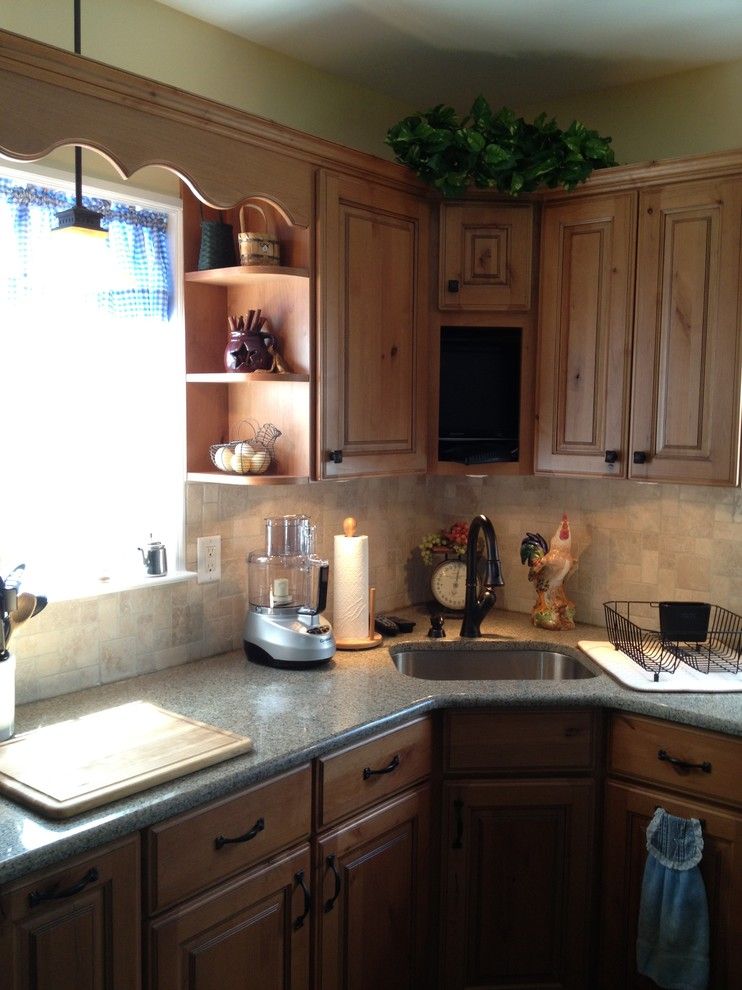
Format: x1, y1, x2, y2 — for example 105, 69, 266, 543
3, 0, 742, 165
0, 0, 415, 160
519, 58, 742, 166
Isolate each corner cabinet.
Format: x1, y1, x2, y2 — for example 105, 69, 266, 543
317, 171, 430, 478
182, 187, 314, 485
438, 201, 534, 311
535, 174, 742, 484
440, 709, 600, 989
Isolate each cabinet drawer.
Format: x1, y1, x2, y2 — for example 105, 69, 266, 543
146, 764, 311, 913
315, 718, 432, 829
444, 709, 598, 773
609, 713, 742, 809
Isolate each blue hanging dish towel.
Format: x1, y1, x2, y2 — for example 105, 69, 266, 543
636, 807, 710, 990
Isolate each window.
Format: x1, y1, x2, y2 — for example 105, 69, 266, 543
0, 160, 185, 598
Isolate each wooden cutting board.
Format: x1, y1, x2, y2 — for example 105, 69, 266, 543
0, 701, 253, 819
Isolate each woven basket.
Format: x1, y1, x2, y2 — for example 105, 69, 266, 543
238, 204, 280, 267
197, 208, 236, 270
210, 420, 282, 476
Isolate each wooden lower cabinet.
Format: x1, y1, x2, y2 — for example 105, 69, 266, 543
441, 779, 596, 990
148, 843, 311, 990
314, 783, 432, 990
0, 835, 141, 990
600, 784, 742, 988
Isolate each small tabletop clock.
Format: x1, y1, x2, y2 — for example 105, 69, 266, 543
430, 557, 467, 612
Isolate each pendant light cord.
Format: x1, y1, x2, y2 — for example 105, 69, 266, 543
74, 0, 81, 56
73, 0, 82, 208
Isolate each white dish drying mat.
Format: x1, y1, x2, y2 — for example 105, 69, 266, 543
579, 641, 742, 692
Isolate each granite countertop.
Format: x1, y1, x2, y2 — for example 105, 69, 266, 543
1, 608, 740, 885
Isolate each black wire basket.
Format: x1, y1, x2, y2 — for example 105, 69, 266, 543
603, 601, 742, 681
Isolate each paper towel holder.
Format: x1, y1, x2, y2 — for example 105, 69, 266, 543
334, 518, 383, 651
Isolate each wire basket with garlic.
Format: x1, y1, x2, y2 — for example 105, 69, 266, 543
210, 421, 282, 476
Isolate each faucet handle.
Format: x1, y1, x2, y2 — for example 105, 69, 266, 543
428, 613, 446, 639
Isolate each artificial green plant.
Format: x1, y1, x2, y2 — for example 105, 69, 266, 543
385, 96, 616, 197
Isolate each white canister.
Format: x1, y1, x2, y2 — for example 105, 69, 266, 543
0, 652, 15, 741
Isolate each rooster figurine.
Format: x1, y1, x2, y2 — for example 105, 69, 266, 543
520, 514, 577, 630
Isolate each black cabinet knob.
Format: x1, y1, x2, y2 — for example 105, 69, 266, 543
329, 449, 343, 464
604, 449, 618, 464
633, 450, 647, 464
447, 279, 460, 293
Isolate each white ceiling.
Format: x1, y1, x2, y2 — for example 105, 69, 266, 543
156, 0, 742, 110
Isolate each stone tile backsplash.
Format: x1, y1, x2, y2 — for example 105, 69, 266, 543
12, 475, 742, 703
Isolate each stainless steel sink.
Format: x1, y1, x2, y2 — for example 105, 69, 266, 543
390, 646, 596, 680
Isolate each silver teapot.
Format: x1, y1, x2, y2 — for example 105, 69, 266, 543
138, 539, 167, 577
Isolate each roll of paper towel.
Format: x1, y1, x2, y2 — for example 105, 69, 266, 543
333, 529, 369, 643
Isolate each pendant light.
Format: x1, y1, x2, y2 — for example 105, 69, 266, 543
54, 0, 106, 238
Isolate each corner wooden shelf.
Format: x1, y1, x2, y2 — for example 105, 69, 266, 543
185, 265, 309, 284
187, 471, 309, 486
183, 190, 313, 485
186, 371, 310, 383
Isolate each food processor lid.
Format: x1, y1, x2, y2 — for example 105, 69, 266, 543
264, 514, 314, 556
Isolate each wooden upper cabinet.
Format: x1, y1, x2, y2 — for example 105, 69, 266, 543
536, 173, 742, 485
535, 190, 637, 477
630, 176, 742, 484
439, 202, 534, 310
317, 171, 429, 478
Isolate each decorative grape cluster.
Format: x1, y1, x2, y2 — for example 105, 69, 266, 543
418, 521, 470, 565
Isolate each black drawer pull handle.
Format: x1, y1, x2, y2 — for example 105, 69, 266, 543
293, 869, 311, 930
658, 749, 712, 774
362, 753, 400, 780
452, 798, 464, 849
29, 867, 99, 907
324, 853, 342, 913
215, 816, 265, 849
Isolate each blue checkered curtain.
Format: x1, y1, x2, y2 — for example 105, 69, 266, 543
0, 177, 171, 318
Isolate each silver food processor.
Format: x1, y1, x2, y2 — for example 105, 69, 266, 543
244, 514, 335, 667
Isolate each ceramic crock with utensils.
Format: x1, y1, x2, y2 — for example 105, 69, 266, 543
0, 565, 47, 741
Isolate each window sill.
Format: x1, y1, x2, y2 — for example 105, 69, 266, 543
45, 570, 198, 604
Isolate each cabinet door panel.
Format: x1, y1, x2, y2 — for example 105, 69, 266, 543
150, 844, 310, 990
600, 781, 742, 989
535, 191, 636, 477
315, 784, 431, 990
1, 836, 140, 990
439, 202, 533, 310
318, 172, 429, 477
631, 176, 742, 484
442, 779, 595, 989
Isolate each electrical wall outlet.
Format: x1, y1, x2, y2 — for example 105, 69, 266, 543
197, 536, 221, 584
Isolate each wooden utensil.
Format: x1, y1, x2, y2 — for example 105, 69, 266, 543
8, 592, 35, 642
